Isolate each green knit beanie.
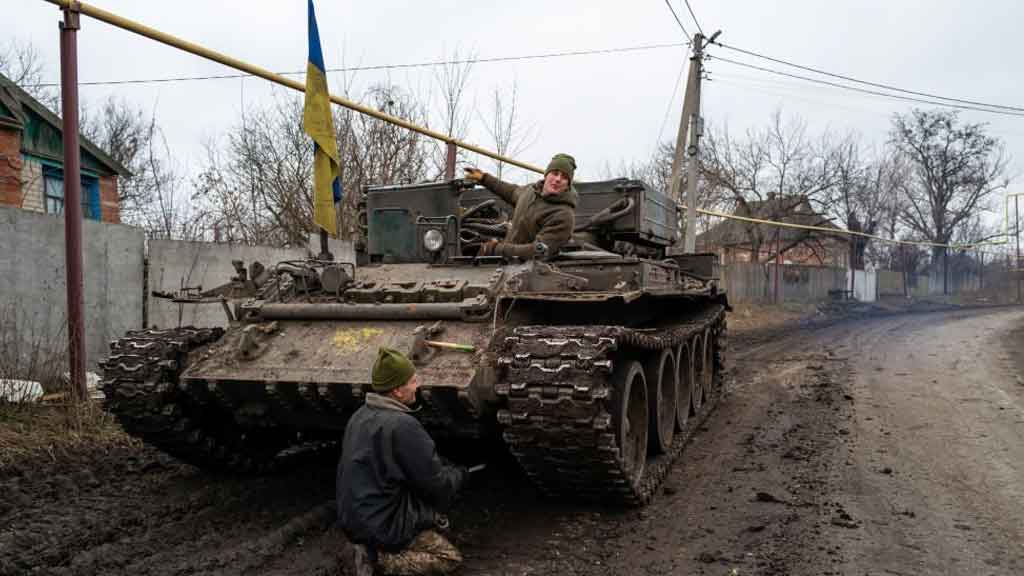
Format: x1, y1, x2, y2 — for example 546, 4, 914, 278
371, 347, 415, 393
546, 153, 577, 183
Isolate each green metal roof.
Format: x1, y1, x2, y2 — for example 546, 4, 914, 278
0, 71, 131, 177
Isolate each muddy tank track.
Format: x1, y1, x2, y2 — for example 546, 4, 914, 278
495, 303, 726, 505
100, 327, 287, 472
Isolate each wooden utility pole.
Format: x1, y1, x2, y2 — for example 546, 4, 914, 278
669, 32, 718, 253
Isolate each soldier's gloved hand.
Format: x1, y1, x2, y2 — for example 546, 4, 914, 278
477, 238, 501, 257
463, 167, 484, 183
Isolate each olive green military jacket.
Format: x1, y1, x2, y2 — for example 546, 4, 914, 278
479, 174, 578, 259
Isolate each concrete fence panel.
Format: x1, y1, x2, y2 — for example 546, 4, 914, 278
147, 240, 311, 330
877, 270, 904, 296
722, 262, 848, 303
0, 205, 144, 371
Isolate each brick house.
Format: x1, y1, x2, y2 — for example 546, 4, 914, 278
0, 72, 129, 223
696, 195, 848, 266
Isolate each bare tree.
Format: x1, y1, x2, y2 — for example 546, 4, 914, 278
139, 115, 207, 241
337, 84, 433, 237
195, 95, 313, 246
429, 49, 475, 176
701, 111, 840, 263
80, 96, 163, 224
0, 38, 57, 110
480, 80, 535, 180
890, 109, 1009, 292
196, 84, 432, 245
827, 136, 907, 270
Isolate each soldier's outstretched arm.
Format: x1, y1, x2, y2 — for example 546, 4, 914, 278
477, 173, 520, 207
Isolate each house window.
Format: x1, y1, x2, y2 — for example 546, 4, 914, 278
41, 166, 101, 220
44, 167, 64, 215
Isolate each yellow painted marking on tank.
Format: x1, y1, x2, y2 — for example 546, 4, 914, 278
333, 327, 384, 352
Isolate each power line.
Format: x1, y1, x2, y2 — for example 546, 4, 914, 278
28, 41, 688, 88
716, 41, 1024, 114
656, 57, 689, 144
662, 0, 691, 39
709, 54, 1024, 118
683, 0, 705, 37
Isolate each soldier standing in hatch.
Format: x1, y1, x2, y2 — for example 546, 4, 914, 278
337, 348, 468, 576
463, 153, 578, 259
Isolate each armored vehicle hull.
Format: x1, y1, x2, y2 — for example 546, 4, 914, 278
101, 178, 728, 504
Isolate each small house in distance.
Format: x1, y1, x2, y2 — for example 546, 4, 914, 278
0, 71, 129, 223
697, 195, 847, 266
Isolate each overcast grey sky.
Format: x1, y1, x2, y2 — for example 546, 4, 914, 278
6, 0, 1023, 200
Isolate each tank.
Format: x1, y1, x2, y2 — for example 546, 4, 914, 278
100, 177, 728, 505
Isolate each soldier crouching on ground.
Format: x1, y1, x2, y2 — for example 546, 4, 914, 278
463, 153, 579, 260
337, 348, 469, 576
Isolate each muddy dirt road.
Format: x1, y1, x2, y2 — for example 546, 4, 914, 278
2, 307, 1022, 575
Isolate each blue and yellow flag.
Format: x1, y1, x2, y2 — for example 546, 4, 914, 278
303, 0, 341, 236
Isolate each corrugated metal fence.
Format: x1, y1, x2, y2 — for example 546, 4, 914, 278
721, 262, 1009, 303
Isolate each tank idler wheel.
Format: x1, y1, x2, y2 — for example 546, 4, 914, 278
690, 334, 705, 414
643, 348, 677, 454
675, 341, 693, 431
611, 360, 649, 488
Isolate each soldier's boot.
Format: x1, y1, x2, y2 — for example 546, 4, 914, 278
377, 530, 462, 576
341, 541, 375, 576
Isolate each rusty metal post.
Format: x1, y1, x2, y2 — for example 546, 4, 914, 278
444, 141, 457, 180
59, 4, 87, 402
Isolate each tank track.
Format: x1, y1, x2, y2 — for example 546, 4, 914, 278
495, 303, 726, 505
100, 327, 285, 472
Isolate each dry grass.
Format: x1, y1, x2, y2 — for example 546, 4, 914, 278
0, 401, 136, 468
727, 301, 821, 333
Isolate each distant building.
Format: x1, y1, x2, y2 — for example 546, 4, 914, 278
0, 71, 129, 223
697, 195, 848, 266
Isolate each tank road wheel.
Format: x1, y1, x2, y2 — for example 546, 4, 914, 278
611, 360, 649, 488
675, 341, 693, 431
689, 334, 705, 414
643, 349, 677, 453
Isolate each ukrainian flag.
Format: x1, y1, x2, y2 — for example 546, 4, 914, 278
303, 0, 341, 236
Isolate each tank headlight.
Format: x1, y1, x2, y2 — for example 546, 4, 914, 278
423, 229, 445, 252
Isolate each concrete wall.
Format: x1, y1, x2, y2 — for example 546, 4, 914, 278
878, 269, 905, 296
0, 204, 144, 371
721, 262, 847, 303
147, 240, 310, 329
878, 270, 932, 298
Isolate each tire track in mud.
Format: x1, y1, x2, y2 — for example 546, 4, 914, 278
4, 307, 1019, 576
0, 444, 340, 576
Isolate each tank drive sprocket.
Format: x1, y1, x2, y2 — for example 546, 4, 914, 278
100, 327, 288, 472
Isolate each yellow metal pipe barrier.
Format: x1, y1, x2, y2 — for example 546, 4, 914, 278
41, 0, 545, 174
41, 0, 1016, 255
